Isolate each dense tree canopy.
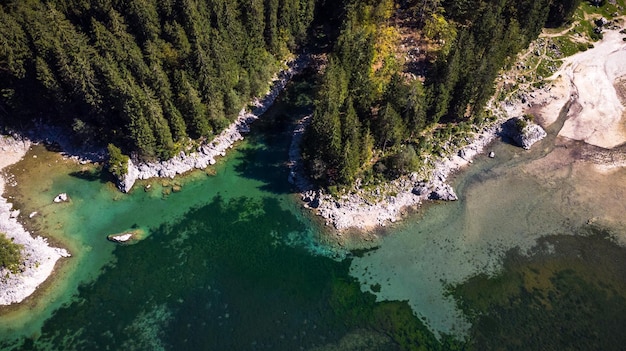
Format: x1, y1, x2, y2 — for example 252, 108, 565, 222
0, 0, 315, 159
0, 0, 581, 184
302, 0, 580, 188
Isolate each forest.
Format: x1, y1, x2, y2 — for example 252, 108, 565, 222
0, 0, 582, 181
301, 0, 582, 187
0, 0, 316, 159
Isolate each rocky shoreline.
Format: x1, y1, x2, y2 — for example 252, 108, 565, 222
0, 55, 309, 306
0, 135, 70, 306
119, 55, 310, 192
288, 115, 506, 232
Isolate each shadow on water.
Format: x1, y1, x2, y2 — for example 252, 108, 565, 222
1, 195, 455, 351
233, 74, 314, 195
68, 168, 113, 184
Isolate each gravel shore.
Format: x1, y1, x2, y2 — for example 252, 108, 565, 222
0, 135, 70, 305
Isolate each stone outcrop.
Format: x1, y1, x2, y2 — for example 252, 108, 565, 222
287, 116, 502, 232
501, 117, 547, 149
413, 182, 458, 201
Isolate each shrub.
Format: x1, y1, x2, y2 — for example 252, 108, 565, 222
0, 233, 22, 274
515, 118, 528, 132
107, 144, 130, 178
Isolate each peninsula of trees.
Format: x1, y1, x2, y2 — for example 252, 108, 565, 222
301, 0, 582, 188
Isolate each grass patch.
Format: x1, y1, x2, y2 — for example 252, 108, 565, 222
552, 36, 582, 57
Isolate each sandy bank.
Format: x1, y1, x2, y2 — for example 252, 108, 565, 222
557, 29, 626, 148
0, 135, 70, 306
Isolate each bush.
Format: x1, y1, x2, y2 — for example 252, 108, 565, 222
385, 145, 419, 178
515, 118, 528, 132
0, 233, 23, 274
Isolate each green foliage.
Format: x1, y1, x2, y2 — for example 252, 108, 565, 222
107, 143, 129, 178
0, 0, 315, 159
547, 0, 582, 27
0, 233, 22, 274
302, 0, 427, 188
385, 145, 420, 178
429, 0, 559, 122
514, 118, 528, 132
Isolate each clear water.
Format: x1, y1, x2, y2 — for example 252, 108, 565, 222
350, 106, 626, 338
2, 81, 626, 350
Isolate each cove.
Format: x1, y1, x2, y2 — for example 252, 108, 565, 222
3, 73, 626, 350
0, 77, 449, 350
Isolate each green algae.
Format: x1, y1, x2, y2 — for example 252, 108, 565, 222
452, 227, 626, 351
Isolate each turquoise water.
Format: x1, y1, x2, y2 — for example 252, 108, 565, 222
0, 83, 445, 350
3, 78, 626, 350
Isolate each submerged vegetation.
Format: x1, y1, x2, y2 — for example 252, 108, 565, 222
452, 228, 626, 351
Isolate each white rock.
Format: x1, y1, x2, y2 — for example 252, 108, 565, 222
53, 193, 68, 203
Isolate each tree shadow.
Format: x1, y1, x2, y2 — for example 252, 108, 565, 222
232, 122, 294, 195
232, 73, 315, 195
68, 168, 114, 184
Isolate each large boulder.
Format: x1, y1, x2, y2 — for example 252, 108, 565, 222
412, 182, 458, 201
501, 117, 547, 150
429, 184, 458, 201
118, 158, 139, 193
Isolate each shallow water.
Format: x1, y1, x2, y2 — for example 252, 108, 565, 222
350, 110, 626, 338
2, 79, 626, 350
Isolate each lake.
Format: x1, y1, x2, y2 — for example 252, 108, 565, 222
2, 76, 626, 350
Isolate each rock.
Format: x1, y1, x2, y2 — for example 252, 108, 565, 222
119, 158, 139, 193
429, 184, 458, 201
53, 193, 69, 203
107, 228, 145, 244
107, 233, 133, 243
489, 151, 495, 158
29, 211, 37, 218
412, 183, 429, 196
459, 149, 467, 159
309, 196, 321, 209
501, 117, 547, 150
